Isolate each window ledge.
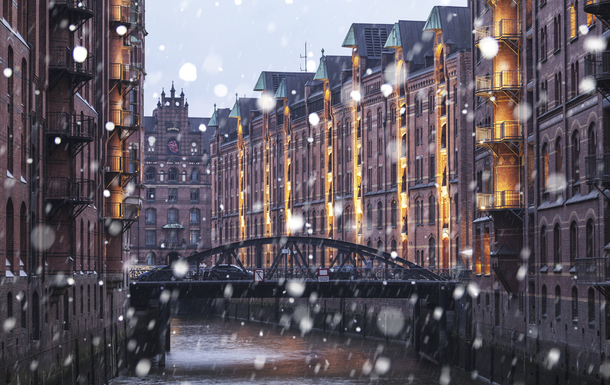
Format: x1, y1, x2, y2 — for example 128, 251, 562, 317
570, 35, 579, 44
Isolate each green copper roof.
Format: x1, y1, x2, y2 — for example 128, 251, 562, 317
341, 25, 357, 47
313, 49, 328, 81
423, 6, 441, 31
229, 97, 240, 118
384, 23, 402, 48
275, 78, 287, 99
253, 72, 267, 91
208, 105, 218, 127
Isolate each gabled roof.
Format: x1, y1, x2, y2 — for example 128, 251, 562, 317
253, 71, 312, 92
384, 23, 402, 49
313, 50, 328, 81
341, 23, 394, 58
385, 20, 431, 71
280, 73, 315, 104
423, 6, 471, 52
208, 106, 219, 127
229, 97, 240, 118
275, 78, 288, 99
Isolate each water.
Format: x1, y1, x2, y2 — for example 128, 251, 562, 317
112, 316, 487, 384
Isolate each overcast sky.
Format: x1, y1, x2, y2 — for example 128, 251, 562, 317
144, 0, 468, 118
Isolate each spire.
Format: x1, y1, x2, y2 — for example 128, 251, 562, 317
180, 88, 185, 97
229, 93, 241, 118
313, 48, 328, 81
157, 98, 161, 107
208, 103, 219, 127
184, 99, 189, 107
170, 81, 176, 98
161, 87, 165, 97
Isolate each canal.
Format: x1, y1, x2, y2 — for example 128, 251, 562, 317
111, 316, 488, 384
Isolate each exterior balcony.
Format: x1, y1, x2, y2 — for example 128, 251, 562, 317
474, 19, 521, 54
50, 0, 94, 27
475, 71, 522, 104
109, 5, 139, 27
476, 190, 524, 211
584, 0, 610, 28
45, 177, 94, 219
48, 47, 94, 93
584, 50, 610, 100
475, 121, 523, 156
575, 257, 610, 297
46, 112, 95, 156
110, 109, 140, 139
109, 63, 141, 95
121, 159, 140, 187
585, 153, 610, 189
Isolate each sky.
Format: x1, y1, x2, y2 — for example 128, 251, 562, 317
143, 0, 468, 118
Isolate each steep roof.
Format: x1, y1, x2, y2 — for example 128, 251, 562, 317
341, 23, 394, 58
423, 6, 471, 52
253, 71, 312, 93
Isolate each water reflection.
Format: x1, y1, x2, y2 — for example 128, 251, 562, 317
112, 316, 487, 384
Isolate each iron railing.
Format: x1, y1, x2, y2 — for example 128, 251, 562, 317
575, 257, 610, 285
109, 5, 139, 24
46, 178, 94, 202
105, 203, 123, 219
49, 47, 94, 78
476, 121, 523, 144
106, 156, 123, 173
584, 51, 610, 80
53, 0, 94, 15
109, 63, 140, 83
475, 71, 522, 95
477, 190, 524, 210
475, 19, 521, 42
110, 109, 140, 129
47, 112, 95, 139
585, 153, 610, 184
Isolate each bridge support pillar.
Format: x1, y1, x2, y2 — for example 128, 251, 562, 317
413, 287, 420, 353
158, 300, 170, 366
438, 283, 447, 365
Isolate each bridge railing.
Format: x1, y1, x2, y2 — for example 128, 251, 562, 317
130, 265, 447, 282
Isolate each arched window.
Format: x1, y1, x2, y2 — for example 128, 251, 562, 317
391, 239, 397, 252
168, 168, 178, 182
167, 208, 178, 224
555, 137, 563, 179
367, 203, 373, 229
429, 237, 436, 267
345, 206, 352, 231
6, 199, 13, 274
555, 285, 561, 320
312, 210, 317, 233
540, 225, 547, 268
586, 219, 594, 259
320, 210, 325, 233
588, 287, 595, 324
145, 251, 156, 265
570, 221, 578, 268
588, 122, 597, 157
428, 195, 436, 224
377, 108, 383, 128
391, 200, 397, 228
32, 291, 39, 340
401, 134, 406, 157
377, 202, 383, 229
367, 111, 372, 130
20, 203, 27, 272
542, 143, 549, 191
377, 240, 383, 251
571, 286, 578, 322
254, 218, 258, 237
553, 224, 561, 270
428, 91, 435, 112
571, 130, 580, 185
191, 169, 199, 182
542, 284, 548, 317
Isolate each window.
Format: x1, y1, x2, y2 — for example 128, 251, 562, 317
429, 237, 436, 267
377, 108, 382, 128
572, 286, 578, 322
191, 169, 199, 182
145, 251, 156, 265
540, 226, 547, 269
391, 200, 397, 228
542, 143, 549, 191
168, 208, 179, 224
553, 14, 561, 52
145, 230, 156, 246
377, 165, 382, 190
570, 3, 577, 39
428, 92, 435, 113
555, 285, 561, 320
169, 188, 178, 203
190, 208, 200, 224
345, 206, 352, 231
429, 155, 436, 181
367, 111, 372, 130
168, 168, 178, 182
377, 202, 383, 229
428, 195, 436, 224
391, 163, 397, 187
168, 229, 178, 244
145, 208, 156, 225
542, 285, 548, 318
569, 221, 578, 268
571, 130, 580, 186
190, 230, 200, 246
586, 219, 594, 259
588, 287, 595, 324
191, 188, 200, 202
146, 168, 156, 181
553, 224, 561, 270
540, 25, 547, 61
367, 202, 373, 229
320, 209, 325, 233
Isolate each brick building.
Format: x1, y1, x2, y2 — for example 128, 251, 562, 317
0, 0, 146, 383
130, 84, 214, 266
209, 7, 473, 271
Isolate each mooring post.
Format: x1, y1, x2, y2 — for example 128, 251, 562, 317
438, 283, 447, 365
414, 286, 421, 353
